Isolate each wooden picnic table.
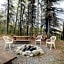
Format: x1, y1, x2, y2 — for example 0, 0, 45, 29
13, 36, 31, 42
0, 49, 17, 64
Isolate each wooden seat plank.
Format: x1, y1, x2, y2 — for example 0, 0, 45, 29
0, 49, 17, 64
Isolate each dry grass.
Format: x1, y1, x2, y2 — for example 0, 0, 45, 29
55, 40, 64, 64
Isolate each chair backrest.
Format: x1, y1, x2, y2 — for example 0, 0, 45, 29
50, 36, 56, 42
36, 35, 42, 40
3, 36, 10, 42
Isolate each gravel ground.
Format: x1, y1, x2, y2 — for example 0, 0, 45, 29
0, 40, 61, 64
11, 44, 61, 64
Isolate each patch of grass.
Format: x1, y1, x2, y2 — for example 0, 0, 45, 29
54, 40, 64, 64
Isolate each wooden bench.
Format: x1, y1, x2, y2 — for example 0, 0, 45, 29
0, 49, 17, 64
13, 36, 31, 43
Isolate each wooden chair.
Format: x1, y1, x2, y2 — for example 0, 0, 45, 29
35, 35, 42, 46
3, 36, 13, 49
46, 36, 56, 50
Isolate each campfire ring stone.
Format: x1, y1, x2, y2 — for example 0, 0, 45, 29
14, 44, 44, 56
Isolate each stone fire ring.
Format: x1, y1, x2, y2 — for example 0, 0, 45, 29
14, 44, 44, 57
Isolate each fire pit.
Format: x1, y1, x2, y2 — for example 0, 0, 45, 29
14, 44, 44, 57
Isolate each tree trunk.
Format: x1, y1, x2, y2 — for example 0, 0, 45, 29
19, 3, 22, 35
14, 0, 20, 34
63, 22, 64, 39
7, 0, 9, 34
45, 0, 52, 38
30, 0, 35, 36
26, 6, 29, 36
47, 20, 50, 38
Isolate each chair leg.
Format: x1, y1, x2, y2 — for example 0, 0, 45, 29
50, 44, 52, 50
9, 44, 11, 50
54, 43, 55, 49
12, 43, 14, 47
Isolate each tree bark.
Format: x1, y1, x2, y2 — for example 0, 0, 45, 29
19, 2, 22, 35
7, 0, 9, 34
14, 0, 20, 34
63, 22, 64, 39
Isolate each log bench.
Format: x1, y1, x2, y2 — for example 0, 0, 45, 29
13, 36, 31, 43
0, 49, 17, 64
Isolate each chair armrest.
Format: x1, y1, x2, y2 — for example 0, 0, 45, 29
46, 39, 50, 42
8, 39, 13, 42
